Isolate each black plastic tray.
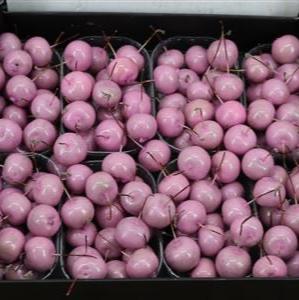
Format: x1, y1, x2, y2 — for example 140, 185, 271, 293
0, 153, 62, 280
157, 159, 261, 278
60, 35, 154, 158
59, 159, 164, 279
151, 36, 247, 152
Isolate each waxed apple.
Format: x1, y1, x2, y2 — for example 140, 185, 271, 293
66, 222, 97, 247
174, 130, 193, 149
247, 84, 263, 102
31, 68, 58, 90
32, 174, 64, 206
230, 216, 264, 247
271, 35, 299, 64
94, 227, 122, 259
4, 264, 37, 280
107, 57, 139, 85
0, 227, 25, 263
184, 99, 214, 128
66, 164, 93, 195
0, 193, 31, 225
221, 197, 251, 226
177, 146, 211, 181
120, 181, 152, 216
158, 172, 190, 203
263, 225, 298, 259
27, 204, 61, 237
211, 151, 241, 184
157, 107, 184, 138
69, 254, 107, 279
190, 180, 222, 213
24, 118, 57, 152
186, 81, 213, 101
6, 75, 37, 107
276, 102, 299, 126
90, 46, 109, 73
61, 71, 93, 102
95, 202, 125, 228
185, 45, 209, 74
253, 177, 286, 208
262, 79, 290, 106
63, 40, 92, 71
126, 113, 157, 143
95, 119, 127, 151
198, 225, 225, 257
24, 237, 56, 272
85, 171, 118, 206
224, 124, 257, 155
157, 49, 184, 68
154, 65, 179, 94
66, 246, 101, 269
287, 251, 299, 277
275, 63, 299, 93
177, 68, 199, 94
282, 204, 299, 235
253, 255, 287, 277
176, 200, 207, 234
247, 99, 275, 130
61, 197, 95, 229
54, 133, 87, 165
191, 120, 223, 150
138, 139, 171, 172
115, 217, 150, 250
107, 260, 127, 278
30, 93, 60, 122
243, 55, 270, 83
3, 50, 33, 76
2, 153, 33, 185
241, 148, 274, 180
62, 101, 96, 132
24, 36, 52, 67
102, 152, 136, 183
126, 247, 159, 278
142, 193, 176, 229
207, 39, 238, 71
206, 213, 225, 230
0, 32, 22, 60
215, 101, 246, 129
0, 118, 22, 151
116, 45, 144, 70
214, 73, 244, 101
165, 236, 200, 273
191, 258, 216, 278
159, 93, 187, 110
215, 246, 251, 278
221, 182, 244, 201
92, 80, 122, 109
271, 165, 288, 185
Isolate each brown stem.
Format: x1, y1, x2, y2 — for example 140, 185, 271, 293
172, 183, 191, 201
50, 33, 80, 49
239, 215, 253, 237
65, 278, 78, 297
286, 64, 299, 84
139, 28, 165, 53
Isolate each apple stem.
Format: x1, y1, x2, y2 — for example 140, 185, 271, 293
239, 215, 252, 237
50, 33, 80, 49
172, 183, 190, 201
286, 64, 299, 84
65, 278, 78, 297
102, 30, 118, 53
138, 28, 165, 53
